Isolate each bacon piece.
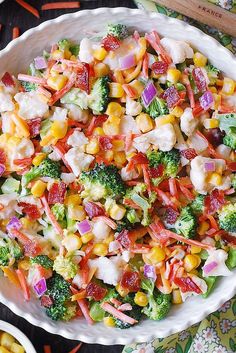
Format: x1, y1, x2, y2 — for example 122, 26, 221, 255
204, 189, 225, 215
86, 282, 107, 301
84, 202, 105, 218
174, 276, 201, 294
163, 85, 180, 108
1, 72, 15, 87
151, 61, 168, 74
48, 182, 67, 205
27, 118, 41, 137
120, 271, 140, 292
102, 35, 120, 51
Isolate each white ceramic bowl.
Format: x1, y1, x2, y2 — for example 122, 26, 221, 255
0, 320, 36, 353
0, 7, 236, 345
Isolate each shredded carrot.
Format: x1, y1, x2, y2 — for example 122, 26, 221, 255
182, 74, 195, 108
12, 27, 20, 40
142, 52, 149, 79
42, 1, 80, 10
68, 343, 83, 353
141, 164, 151, 194
43, 346, 52, 353
49, 71, 77, 106
161, 229, 215, 250
18, 74, 46, 85
122, 84, 137, 98
93, 216, 117, 230
101, 302, 138, 325
16, 269, 30, 301
40, 196, 63, 236
15, 0, 40, 18
1, 267, 20, 287
169, 178, 178, 197
206, 214, 219, 230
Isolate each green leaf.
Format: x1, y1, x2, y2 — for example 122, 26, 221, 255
184, 336, 193, 353
232, 300, 236, 316
229, 338, 236, 352
176, 343, 184, 353
124, 348, 133, 353
155, 4, 167, 15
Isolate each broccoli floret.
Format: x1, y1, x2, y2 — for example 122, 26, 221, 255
205, 64, 220, 85
231, 174, 236, 190
61, 302, 77, 321
0, 238, 23, 266
22, 158, 61, 186
80, 163, 126, 201
88, 76, 110, 113
116, 218, 133, 233
124, 183, 156, 226
107, 24, 129, 40
46, 273, 71, 303
190, 195, 205, 215
51, 203, 66, 228
223, 127, 236, 149
218, 203, 236, 232
46, 303, 67, 321
114, 293, 142, 329
53, 255, 77, 280
217, 113, 236, 134
58, 39, 80, 57
21, 81, 37, 92
141, 279, 171, 321
144, 97, 169, 119
175, 206, 197, 239
31, 255, 53, 269
147, 149, 180, 185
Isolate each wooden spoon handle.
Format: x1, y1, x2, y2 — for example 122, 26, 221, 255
152, 0, 236, 37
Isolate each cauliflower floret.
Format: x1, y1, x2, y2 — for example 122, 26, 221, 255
180, 107, 198, 137
154, 123, 176, 151
63, 103, 89, 123
64, 148, 94, 177
61, 173, 76, 184
78, 38, 94, 63
121, 165, 139, 181
7, 137, 34, 170
190, 156, 227, 194
92, 219, 111, 241
14, 92, 49, 120
67, 130, 88, 150
126, 97, 142, 116
160, 38, 194, 64
0, 90, 15, 112
133, 133, 152, 153
51, 107, 68, 122
88, 255, 125, 286
120, 115, 140, 134
1, 112, 15, 134
203, 249, 232, 277
0, 193, 18, 220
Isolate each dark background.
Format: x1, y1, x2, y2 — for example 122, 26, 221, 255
0, 1, 136, 352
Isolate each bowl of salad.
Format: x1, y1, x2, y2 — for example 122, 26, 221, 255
0, 7, 235, 345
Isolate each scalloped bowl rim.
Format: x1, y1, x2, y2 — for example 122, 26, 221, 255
0, 7, 235, 345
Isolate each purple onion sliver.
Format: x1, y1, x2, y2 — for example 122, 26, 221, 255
203, 261, 218, 274
142, 81, 157, 108
77, 219, 91, 235
199, 91, 214, 110
33, 278, 47, 297
6, 216, 22, 232
144, 264, 157, 281
119, 54, 136, 70
34, 56, 48, 70
204, 161, 215, 172
0, 163, 6, 177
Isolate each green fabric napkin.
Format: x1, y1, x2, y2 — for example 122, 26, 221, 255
123, 1, 236, 352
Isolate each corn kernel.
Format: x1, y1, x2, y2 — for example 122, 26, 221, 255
193, 52, 207, 67
1, 333, 15, 350
213, 93, 221, 110
203, 118, 219, 129
81, 232, 94, 244
93, 47, 108, 61
148, 246, 166, 264
68, 205, 86, 221
62, 234, 82, 252
50, 120, 68, 139
109, 204, 126, 220
103, 234, 114, 245
136, 113, 154, 133
64, 48, 72, 59
65, 194, 82, 206
198, 221, 210, 236
103, 117, 120, 135
47, 74, 68, 91
128, 79, 145, 98
40, 133, 57, 147
10, 343, 25, 353
109, 82, 124, 98
116, 283, 129, 297
190, 245, 202, 254
104, 317, 115, 327
94, 63, 110, 78
70, 55, 77, 61
114, 151, 126, 166
31, 180, 47, 198
172, 289, 182, 304
20, 217, 33, 229
103, 150, 114, 162
208, 172, 222, 186
167, 68, 181, 84
93, 243, 108, 257
18, 259, 30, 271
32, 153, 47, 166
222, 77, 235, 95
170, 106, 183, 118
86, 138, 100, 154
51, 49, 64, 60
105, 102, 123, 118
93, 127, 105, 136
134, 291, 148, 307
0, 347, 11, 353
112, 139, 124, 151
156, 114, 175, 127
184, 254, 201, 272
209, 86, 217, 93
